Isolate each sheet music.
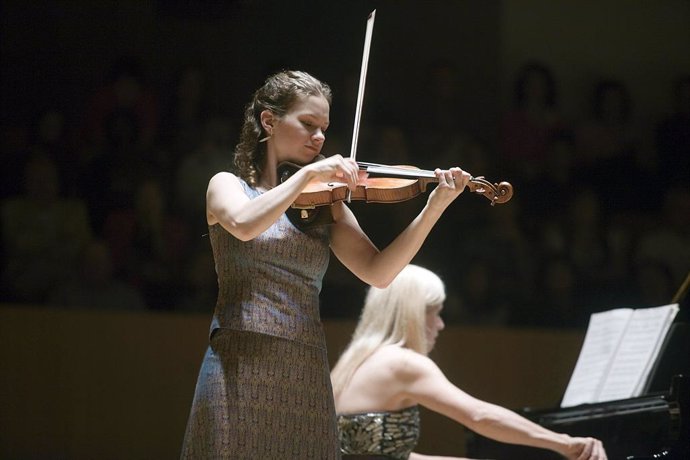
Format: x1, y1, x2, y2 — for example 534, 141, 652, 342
561, 308, 632, 408
598, 303, 679, 401
561, 304, 679, 408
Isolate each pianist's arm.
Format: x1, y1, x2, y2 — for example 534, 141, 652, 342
399, 349, 608, 460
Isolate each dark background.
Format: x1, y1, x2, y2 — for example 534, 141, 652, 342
1, 0, 689, 326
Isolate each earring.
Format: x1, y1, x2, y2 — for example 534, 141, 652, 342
258, 134, 271, 143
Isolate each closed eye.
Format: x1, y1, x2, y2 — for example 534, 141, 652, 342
301, 118, 329, 132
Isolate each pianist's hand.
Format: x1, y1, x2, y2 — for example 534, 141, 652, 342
564, 436, 607, 460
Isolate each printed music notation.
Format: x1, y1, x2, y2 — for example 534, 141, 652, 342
561, 303, 679, 408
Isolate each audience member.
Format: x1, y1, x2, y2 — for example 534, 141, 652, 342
159, 64, 211, 167
522, 256, 586, 328
520, 130, 578, 228
451, 256, 511, 326
80, 103, 170, 233
412, 59, 472, 161
48, 238, 147, 311
1, 154, 92, 303
173, 115, 234, 234
452, 194, 533, 321
602, 213, 639, 299
500, 61, 566, 179
576, 79, 635, 163
366, 122, 413, 166
80, 56, 159, 156
655, 75, 690, 186
26, 108, 82, 197
173, 243, 218, 314
634, 185, 690, 294
566, 188, 609, 284
575, 79, 654, 216
102, 177, 191, 310
631, 259, 678, 308
0, 117, 33, 201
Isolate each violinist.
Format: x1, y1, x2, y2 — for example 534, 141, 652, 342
332, 264, 608, 460
180, 70, 471, 459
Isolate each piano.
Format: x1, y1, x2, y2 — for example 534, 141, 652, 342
466, 321, 690, 460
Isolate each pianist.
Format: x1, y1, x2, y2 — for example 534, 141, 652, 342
331, 264, 607, 460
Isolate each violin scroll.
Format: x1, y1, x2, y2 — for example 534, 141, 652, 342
466, 176, 513, 206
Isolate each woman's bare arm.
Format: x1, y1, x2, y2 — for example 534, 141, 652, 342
330, 168, 470, 288
398, 350, 606, 460
207, 155, 360, 241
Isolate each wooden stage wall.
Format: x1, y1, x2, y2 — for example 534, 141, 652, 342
0, 305, 583, 459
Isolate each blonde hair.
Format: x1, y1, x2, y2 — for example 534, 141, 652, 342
330, 264, 446, 396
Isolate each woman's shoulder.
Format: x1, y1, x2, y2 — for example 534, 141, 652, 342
368, 344, 414, 361
209, 170, 240, 183
207, 171, 247, 192
364, 346, 445, 408
370, 345, 437, 379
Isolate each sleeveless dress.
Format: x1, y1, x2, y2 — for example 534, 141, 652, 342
181, 179, 339, 459
337, 406, 421, 459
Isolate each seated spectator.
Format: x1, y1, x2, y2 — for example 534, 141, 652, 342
567, 188, 609, 286
632, 259, 677, 308
521, 256, 588, 329
173, 243, 217, 314
102, 177, 190, 310
655, 75, 690, 186
575, 79, 653, 215
449, 195, 534, 324
635, 185, 690, 294
48, 239, 147, 311
1, 154, 92, 303
411, 59, 472, 161
173, 115, 234, 234
500, 61, 566, 179
80, 107, 156, 233
26, 108, 82, 197
159, 64, 210, 167
80, 55, 159, 156
576, 79, 636, 164
520, 130, 578, 226
331, 265, 607, 459
451, 256, 511, 326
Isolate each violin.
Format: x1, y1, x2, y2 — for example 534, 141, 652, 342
281, 160, 512, 207
279, 160, 513, 229
280, 10, 513, 230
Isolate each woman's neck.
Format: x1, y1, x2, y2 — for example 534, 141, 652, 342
259, 155, 279, 190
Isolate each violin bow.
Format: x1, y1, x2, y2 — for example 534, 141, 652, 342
347, 9, 376, 203
345, 10, 513, 206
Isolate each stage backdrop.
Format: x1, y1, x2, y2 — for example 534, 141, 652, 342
0, 305, 583, 459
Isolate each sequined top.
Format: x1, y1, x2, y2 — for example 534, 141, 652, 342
337, 406, 421, 460
208, 179, 331, 349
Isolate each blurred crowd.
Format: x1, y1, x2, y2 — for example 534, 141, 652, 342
1, 56, 688, 328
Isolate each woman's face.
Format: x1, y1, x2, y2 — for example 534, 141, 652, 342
425, 304, 445, 353
269, 94, 330, 165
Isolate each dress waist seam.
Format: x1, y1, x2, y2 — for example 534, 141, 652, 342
210, 325, 326, 350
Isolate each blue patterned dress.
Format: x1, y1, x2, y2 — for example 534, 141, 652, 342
181, 179, 338, 459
